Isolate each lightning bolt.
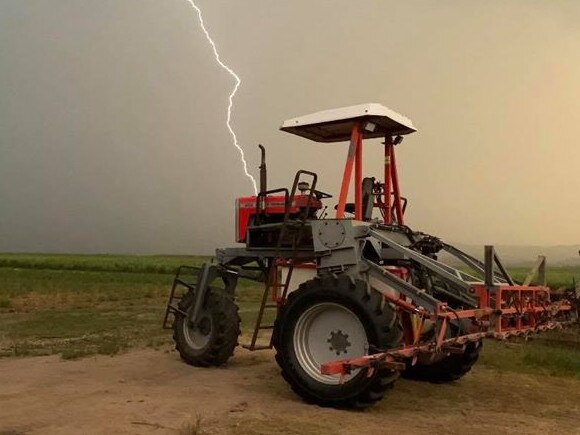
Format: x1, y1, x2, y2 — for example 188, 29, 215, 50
185, 0, 258, 194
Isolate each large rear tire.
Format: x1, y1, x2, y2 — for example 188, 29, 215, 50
273, 276, 402, 408
404, 270, 482, 383
173, 287, 240, 367
403, 339, 482, 383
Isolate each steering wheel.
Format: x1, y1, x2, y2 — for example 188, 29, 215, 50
313, 189, 333, 199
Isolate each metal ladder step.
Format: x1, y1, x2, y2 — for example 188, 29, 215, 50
245, 171, 317, 352
163, 265, 205, 330
167, 304, 187, 316
245, 275, 290, 350
163, 267, 202, 329
174, 278, 197, 289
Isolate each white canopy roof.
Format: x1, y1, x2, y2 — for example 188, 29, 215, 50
280, 103, 416, 143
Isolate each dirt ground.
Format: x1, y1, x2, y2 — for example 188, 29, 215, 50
1, 348, 579, 435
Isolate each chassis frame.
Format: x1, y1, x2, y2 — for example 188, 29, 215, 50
165, 106, 576, 381
164, 214, 576, 380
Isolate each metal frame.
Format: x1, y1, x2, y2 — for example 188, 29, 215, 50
336, 123, 362, 219
319, 236, 574, 378
165, 107, 576, 384
163, 264, 238, 329
335, 126, 406, 224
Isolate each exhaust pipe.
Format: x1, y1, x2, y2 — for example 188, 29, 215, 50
258, 144, 267, 195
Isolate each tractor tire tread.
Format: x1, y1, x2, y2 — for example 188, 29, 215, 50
403, 341, 482, 383
273, 275, 403, 409
173, 288, 240, 367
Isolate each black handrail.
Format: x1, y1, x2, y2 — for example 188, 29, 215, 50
254, 187, 289, 226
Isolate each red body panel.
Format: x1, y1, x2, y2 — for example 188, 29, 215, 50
235, 195, 322, 243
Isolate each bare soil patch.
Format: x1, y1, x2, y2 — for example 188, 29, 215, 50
1, 348, 579, 435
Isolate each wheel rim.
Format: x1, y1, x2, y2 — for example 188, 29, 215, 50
183, 311, 213, 351
293, 302, 369, 385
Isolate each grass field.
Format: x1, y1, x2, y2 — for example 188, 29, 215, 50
0, 253, 578, 378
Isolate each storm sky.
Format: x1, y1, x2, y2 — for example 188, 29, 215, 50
1, 0, 579, 254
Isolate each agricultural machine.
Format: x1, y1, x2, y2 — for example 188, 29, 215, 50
163, 103, 576, 408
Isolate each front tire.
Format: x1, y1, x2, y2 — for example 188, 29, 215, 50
173, 288, 240, 367
273, 276, 402, 408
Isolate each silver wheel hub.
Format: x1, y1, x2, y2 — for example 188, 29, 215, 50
327, 329, 351, 355
183, 311, 213, 350
293, 302, 368, 385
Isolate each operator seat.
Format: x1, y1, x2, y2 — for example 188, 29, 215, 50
341, 177, 375, 220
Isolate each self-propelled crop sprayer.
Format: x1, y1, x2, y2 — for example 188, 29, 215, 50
163, 103, 576, 408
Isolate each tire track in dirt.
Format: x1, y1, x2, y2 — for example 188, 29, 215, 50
0, 348, 578, 434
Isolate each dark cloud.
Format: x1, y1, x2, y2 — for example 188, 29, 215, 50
1, 0, 579, 254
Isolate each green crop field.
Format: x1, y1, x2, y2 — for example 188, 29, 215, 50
0, 253, 578, 378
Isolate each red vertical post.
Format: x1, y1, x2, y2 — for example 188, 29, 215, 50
336, 123, 360, 218
384, 136, 392, 224
495, 287, 502, 334
390, 145, 404, 225
354, 130, 363, 220
529, 290, 536, 329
